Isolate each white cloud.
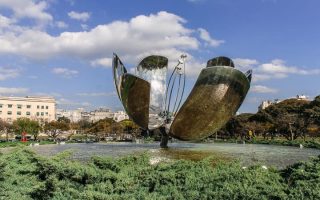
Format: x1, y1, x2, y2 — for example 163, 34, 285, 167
55, 21, 68, 29
0, 87, 29, 94
0, 67, 20, 80
0, 14, 14, 28
0, 11, 199, 61
233, 58, 259, 70
251, 85, 278, 93
81, 24, 88, 30
0, 11, 227, 79
68, 11, 90, 22
234, 58, 320, 82
258, 59, 320, 75
184, 59, 206, 77
57, 98, 91, 107
52, 67, 78, 78
0, 0, 52, 24
76, 92, 116, 97
90, 57, 112, 68
198, 28, 224, 47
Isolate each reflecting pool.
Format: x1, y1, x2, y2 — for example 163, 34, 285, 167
30, 142, 320, 169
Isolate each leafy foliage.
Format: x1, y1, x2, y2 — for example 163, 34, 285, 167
43, 121, 70, 140
222, 97, 320, 140
12, 118, 41, 140
1, 148, 320, 199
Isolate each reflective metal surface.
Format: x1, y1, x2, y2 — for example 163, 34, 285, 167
120, 74, 150, 128
207, 56, 235, 68
170, 66, 251, 141
112, 53, 127, 100
137, 55, 168, 129
112, 54, 150, 129
113, 54, 252, 143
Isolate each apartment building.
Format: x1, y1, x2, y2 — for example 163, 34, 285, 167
113, 111, 129, 122
56, 108, 116, 123
0, 96, 56, 123
56, 108, 83, 122
90, 108, 114, 122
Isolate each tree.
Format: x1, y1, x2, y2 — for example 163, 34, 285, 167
12, 118, 41, 140
0, 119, 12, 141
57, 116, 71, 124
225, 113, 254, 140
87, 118, 113, 139
44, 121, 70, 140
77, 119, 92, 133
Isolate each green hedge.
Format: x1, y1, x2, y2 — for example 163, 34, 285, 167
1, 148, 320, 199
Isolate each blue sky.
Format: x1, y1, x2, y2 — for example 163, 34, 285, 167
0, 0, 319, 113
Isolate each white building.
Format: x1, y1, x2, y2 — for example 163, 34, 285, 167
113, 111, 129, 122
0, 96, 56, 123
56, 108, 83, 122
259, 95, 309, 110
89, 108, 114, 122
296, 94, 309, 100
56, 108, 116, 123
258, 100, 274, 110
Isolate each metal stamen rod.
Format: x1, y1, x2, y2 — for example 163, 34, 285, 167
175, 55, 187, 114
175, 73, 185, 115
172, 73, 182, 115
164, 67, 177, 116
166, 72, 177, 118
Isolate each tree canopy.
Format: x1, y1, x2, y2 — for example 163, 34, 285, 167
221, 96, 320, 140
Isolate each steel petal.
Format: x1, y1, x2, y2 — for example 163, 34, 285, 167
120, 73, 150, 129
169, 66, 251, 141
137, 55, 168, 129
112, 53, 127, 101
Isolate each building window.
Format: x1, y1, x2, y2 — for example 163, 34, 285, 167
45, 112, 48, 116
17, 104, 22, 109
26, 111, 31, 116
37, 105, 40, 109
7, 111, 12, 115
17, 111, 21, 115
41, 106, 44, 109
41, 112, 44, 116
8, 104, 12, 108
27, 105, 31, 109
0, 104, 2, 108
46, 106, 49, 109
0, 111, 2, 114
37, 112, 39, 116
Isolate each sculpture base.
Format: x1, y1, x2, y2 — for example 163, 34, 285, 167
159, 127, 169, 148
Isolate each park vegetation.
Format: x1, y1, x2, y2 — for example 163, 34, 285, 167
216, 95, 320, 143
0, 148, 320, 199
1, 95, 320, 148
0, 116, 140, 144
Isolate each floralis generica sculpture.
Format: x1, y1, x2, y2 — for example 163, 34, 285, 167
113, 54, 252, 147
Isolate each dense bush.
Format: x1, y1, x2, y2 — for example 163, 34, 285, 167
0, 148, 320, 199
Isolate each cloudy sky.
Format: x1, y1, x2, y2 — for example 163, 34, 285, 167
0, 0, 319, 113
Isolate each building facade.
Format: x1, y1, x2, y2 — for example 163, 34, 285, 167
56, 108, 84, 122
113, 111, 129, 122
0, 96, 56, 123
89, 108, 114, 122
56, 108, 116, 123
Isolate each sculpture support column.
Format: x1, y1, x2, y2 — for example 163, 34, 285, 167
159, 126, 169, 148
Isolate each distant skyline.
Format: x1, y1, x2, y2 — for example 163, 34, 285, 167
0, 0, 319, 113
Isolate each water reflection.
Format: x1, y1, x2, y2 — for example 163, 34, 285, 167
137, 55, 168, 129
30, 143, 320, 169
